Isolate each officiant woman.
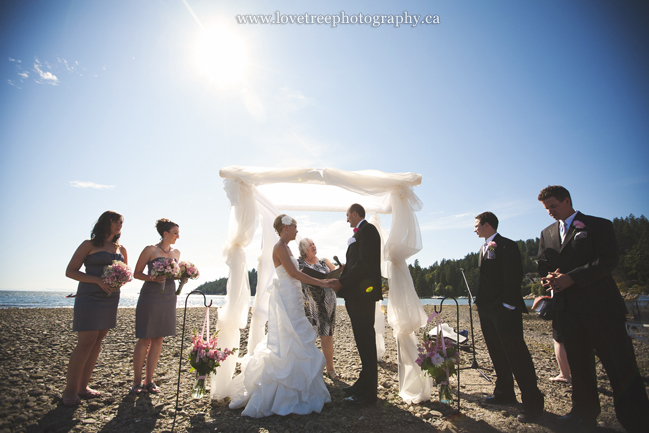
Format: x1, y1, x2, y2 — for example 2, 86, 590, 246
62, 210, 127, 406
297, 238, 339, 380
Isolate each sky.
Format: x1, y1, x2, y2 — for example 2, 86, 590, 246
1, 0, 648, 293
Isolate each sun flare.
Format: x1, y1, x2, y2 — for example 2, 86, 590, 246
194, 25, 247, 86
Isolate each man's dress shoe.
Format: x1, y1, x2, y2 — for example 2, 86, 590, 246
344, 395, 376, 407
517, 407, 543, 423
483, 394, 518, 405
556, 413, 597, 431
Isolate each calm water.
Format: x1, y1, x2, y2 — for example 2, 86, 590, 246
0, 290, 537, 309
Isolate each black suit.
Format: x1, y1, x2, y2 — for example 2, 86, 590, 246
538, 212, 649, 432
338, 220, 382, 401
476, 234, 543, 410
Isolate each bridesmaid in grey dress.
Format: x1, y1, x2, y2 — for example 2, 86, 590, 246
131, 218, 185, 394
62, 211, 128, 406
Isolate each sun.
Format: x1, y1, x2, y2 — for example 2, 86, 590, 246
194, 25, 247, 86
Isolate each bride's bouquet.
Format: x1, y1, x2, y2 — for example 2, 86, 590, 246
150, 258, 180, 293
188, 330, 236, 398
416, 312, 460, 403
101, 260, 133, 297
175, 261, 200, 296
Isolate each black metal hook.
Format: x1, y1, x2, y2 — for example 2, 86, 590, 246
172, 289, 212, 432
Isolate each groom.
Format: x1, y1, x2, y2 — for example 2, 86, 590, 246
331, 204, 382, 406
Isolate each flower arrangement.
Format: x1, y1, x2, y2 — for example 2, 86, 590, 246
175, 261, 200, 295
573, 220, 585, 229
150, 258, 180, 293
101, 260, 132, 297
188, 330, 236, 398
416, 312, 461, 403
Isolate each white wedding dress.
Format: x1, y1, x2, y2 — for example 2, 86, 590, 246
229, 257, 331, 417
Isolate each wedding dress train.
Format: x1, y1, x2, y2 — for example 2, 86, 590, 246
229, 257, 331, 417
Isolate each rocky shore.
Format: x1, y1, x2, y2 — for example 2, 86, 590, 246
1, 305, 647, 433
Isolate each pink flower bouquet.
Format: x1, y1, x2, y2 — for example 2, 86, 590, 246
176, 261, 200, 296
188, 330, 236, 398
150, 258, 180, 293
416, 312, 461, 403
101, 260, 132, 297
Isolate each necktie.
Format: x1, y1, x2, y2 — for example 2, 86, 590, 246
483, 241, 489, 256
560, 221, 568, 243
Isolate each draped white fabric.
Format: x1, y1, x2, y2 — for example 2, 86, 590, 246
212, 166, 430, 403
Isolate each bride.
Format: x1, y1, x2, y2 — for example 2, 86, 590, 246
229, 214, 334, 417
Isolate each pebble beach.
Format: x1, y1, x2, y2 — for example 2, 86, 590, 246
1, 305, 647, 433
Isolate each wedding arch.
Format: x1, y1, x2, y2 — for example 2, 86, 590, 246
211, 166, 432, 404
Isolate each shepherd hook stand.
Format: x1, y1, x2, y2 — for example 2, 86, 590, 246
434, 297, 462, 411
172, 290, 213, 433
459, 268, 492, 383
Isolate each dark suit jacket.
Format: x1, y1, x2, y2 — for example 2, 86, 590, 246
338, 220, 383, 302
475, 234, 526, 312
537, 212, 626, 316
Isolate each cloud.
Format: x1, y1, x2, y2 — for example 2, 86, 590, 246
8, 57, 21, 63
7, 79, 21, 89
420, 213, 473, 231
18, 72, 28, 79
275, 87, 315, 112
70, 181, 115, 189
33, 59, 59, 85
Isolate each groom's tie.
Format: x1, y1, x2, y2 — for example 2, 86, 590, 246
482, 241, 489, 256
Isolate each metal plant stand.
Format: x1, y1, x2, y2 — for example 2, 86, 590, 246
172, 290, 212, 433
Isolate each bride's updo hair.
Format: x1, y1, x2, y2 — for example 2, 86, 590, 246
273, 214, 296, 236
156, 218, 178, 237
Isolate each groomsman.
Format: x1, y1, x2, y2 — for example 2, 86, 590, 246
537, 185, 649, 432
331, 204, 382, 406
474, 212, 544, 423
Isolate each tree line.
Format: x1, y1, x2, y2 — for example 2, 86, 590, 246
193, 214, 648, 298
409, 214, 649, 298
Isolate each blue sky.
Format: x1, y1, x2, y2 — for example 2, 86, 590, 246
1, 0, 648, 292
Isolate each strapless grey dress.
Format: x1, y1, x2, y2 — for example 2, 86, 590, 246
73, 251, 123, 332
135, 258, 177, 339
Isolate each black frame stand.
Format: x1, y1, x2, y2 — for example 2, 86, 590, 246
433, 297, 462, 411
459, 268, 492, 383
172, 290, 213, 433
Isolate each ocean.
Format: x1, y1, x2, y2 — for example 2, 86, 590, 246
0, 290, 537, 309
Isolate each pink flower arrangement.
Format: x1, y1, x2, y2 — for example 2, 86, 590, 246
176, 261, 200, 295
416, 312, 461, 384
188, 330, 236, 398
487, 241, 497, 253
573, 220, 585, 229
101, 260, 132, 297
150, 258, 180, 293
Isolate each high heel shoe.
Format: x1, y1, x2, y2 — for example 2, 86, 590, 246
326, 370, 339, 380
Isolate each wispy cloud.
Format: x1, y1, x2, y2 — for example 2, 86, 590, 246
70, 181, 115, 189
33, 58, 59, 85
275, 87, 315, 112
420, 213, 473, 231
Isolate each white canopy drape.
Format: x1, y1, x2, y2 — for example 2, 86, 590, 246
211, 166, 431, 404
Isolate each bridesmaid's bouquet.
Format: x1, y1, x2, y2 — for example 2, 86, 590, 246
176, 261, 200, 296
101, 260, 133, 297
150, 258, 181, 293
188, 330, 236, 398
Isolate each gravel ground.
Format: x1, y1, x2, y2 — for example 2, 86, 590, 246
0, 304, 647, 433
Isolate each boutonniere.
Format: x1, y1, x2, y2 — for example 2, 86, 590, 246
572, 220, 585, 230
353, 227, 359, 233
487, 241, 497, 253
